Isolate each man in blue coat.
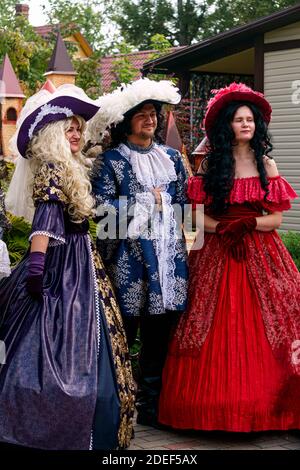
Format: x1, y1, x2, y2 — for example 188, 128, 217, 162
89, 78, 188, 427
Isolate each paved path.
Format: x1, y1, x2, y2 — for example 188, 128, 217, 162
129, 417, 300, 450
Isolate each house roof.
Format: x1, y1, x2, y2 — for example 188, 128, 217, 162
46, 32, 75, 74
143, 3, 300, 73
100, 50, 157, 93
0, 54, 25, 98
100, 48, 180, 93
34, 25, 53, 36
34, 25, 93, 57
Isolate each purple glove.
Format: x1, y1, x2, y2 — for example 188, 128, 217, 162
26, 251, 45, 299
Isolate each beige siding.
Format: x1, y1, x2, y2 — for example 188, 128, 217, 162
264, 48, 300, 232
265, 21, 300, 43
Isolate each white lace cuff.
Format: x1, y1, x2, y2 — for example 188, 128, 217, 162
29, 231, 66, 247
0, 240, 11, 279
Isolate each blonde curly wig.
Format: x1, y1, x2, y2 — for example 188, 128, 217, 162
27, 116, 95, 222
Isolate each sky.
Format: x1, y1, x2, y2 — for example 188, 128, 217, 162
25, 0, 120, 47
27, 0, 49, 26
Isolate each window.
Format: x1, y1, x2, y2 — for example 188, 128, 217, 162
6, 108, 17, 121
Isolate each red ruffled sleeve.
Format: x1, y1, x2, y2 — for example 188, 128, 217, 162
187, 175, 298, 211
231, 176, 298, 211
187, 176, 209, 209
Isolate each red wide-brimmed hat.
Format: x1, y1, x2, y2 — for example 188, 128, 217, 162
204, 82, 272, 138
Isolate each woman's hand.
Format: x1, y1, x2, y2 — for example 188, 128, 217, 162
216, 217, 257, 261
216, 217, 257, 244
26, 251, 46, 299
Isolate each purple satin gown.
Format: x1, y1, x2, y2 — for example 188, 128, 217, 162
0, 164, 135, 450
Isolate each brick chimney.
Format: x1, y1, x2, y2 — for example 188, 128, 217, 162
15, 4, 29, 20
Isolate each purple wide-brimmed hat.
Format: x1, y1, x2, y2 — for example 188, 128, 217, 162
12, 83, 100, 158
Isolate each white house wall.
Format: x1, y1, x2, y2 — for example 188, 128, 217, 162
265, 21, 300, 43
264, 47, 300, 231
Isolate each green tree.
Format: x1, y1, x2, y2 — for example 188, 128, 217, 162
42, 0, 116, 95
149, 33, 172, 58
113, 0, 174, 49
113, 0, 207, 48
147, 34, 175, 82
74, 54, 102, 98
174, 0, 206, 45
113, 0, 299, 48
42, 0, 111, 52
0, 14, 51, 95
0, 0, 17, 28
203, 0, 299, 37
110, 42, 137, 90
0, 2, 103, 97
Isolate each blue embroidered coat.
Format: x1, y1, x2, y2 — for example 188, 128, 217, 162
92, 144, 188, 317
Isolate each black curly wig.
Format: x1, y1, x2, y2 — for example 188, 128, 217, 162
202, 101, 273, 214
109, 100, 165, 148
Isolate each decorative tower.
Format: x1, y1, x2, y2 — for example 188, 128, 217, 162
0, 54, 25, 158
44, 32, 77, 87
15, 3, 29, 20
40, 78, 57, 93
165, 110, 192, 176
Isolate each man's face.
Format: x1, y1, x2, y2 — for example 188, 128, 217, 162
129, 103, 158, 141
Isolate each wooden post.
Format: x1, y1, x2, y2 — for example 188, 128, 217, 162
254, 35, 264, 92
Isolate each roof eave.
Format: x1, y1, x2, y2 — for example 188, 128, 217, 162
0, 93, 25, 98
44, 71, 77, 76
143, 4, 300, 72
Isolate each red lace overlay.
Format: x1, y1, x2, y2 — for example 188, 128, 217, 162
247, 232, 300, 373
188, 175, 298, 212
173, 202, 300, 371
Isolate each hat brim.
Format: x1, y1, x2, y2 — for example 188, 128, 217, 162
17, 95, 99, 158
124, 98, 180, 118
204, 91, 272, 138
122, 99, 169, 118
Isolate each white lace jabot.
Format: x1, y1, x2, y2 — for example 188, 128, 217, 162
118, 141, 179, 311
116, 142, 177, 190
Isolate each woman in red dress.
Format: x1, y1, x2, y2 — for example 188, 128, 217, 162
159, 83, 300, 431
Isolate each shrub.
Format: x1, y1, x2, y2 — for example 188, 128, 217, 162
280, 231, 300, 271
3, 214, 31, 266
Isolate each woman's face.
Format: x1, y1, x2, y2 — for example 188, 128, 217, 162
231, 105, 255, 143
65, 117, 82, 154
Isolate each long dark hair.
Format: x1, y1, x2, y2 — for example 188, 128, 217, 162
109, 100, 165, 148
202, 101, 273, 214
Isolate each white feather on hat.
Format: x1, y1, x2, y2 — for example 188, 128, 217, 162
86, 78, 181, 143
